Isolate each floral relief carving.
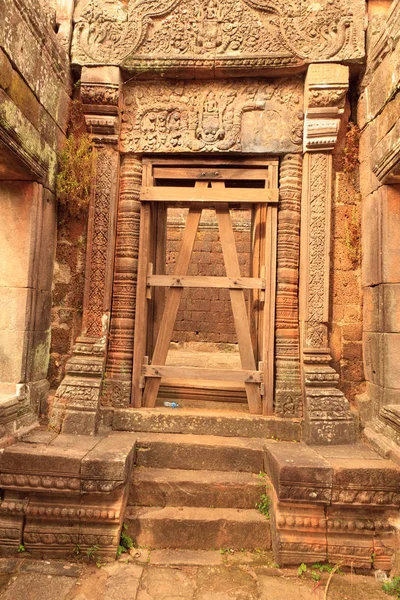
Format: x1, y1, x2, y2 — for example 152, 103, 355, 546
71, 0, 365, 68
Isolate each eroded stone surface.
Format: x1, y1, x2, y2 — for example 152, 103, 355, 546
71, 0, 365, 69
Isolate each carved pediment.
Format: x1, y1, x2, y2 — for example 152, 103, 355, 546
71, 0, 365, 71
120, 78, 303, 154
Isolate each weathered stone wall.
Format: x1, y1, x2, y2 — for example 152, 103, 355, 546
330, 163, 364, 407
48, 205, 87, 391
359, 0, 400, 447
0, 0, 70, 441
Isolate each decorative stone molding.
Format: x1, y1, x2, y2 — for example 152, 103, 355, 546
265, 441, 400, 566
71, 0, 365, 71
373, 135, 400, 184
0, 430, 136, 557
103, 156, 142, 408
121, 78, 303, 155
303, 64, 349, 152
274, 154, 302, 418
51, 67, 122, 435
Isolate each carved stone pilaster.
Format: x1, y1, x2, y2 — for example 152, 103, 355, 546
103, 156, 142, 407
275, 155, 302, 418
50, 67, 122, 435
300, 64, 355, 445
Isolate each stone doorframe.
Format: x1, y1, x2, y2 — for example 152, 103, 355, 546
50, 63, 356, 444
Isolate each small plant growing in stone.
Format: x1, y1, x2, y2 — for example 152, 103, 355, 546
311, 570, 321, 582
297, 562, 307, 578
56, 100, 94, 217
312, 562, 343, 576
117, 523, 134, 557
382, 576, 400, 598
220, 548, 234, 555
17, 544, 25, 553
86, 544, 100, 562
256, 493, 270, 518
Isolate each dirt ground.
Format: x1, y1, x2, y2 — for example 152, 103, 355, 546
0, 549, 391, 600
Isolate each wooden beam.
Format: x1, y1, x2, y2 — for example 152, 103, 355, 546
214, 185, 262, 415
147, 275, 266, 290
143, 365, 262, 383
140, 187, 278, 204
142, 193, 205, 408
152, 167, 269, 180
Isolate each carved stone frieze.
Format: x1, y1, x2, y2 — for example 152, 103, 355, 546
71, 0, 365, 70
121, 78, 303, 154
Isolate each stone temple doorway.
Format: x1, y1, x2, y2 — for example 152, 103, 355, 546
131, 157, 279, 414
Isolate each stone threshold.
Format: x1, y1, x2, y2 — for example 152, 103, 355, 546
102, 406, 302, 441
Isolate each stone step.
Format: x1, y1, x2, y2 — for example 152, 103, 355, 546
130, 467, 265, 508
125, 506, 271, 550
109, 407, 301, 441
135, 433, 265, 473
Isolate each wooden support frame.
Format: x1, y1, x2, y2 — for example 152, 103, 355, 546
131, 158, 279, 415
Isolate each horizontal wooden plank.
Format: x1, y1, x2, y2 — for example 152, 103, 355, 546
140, 187, 279, 204
152, 167, 269, 181
143, 157, 278, 167
147, 275, 265, 290
143, 365, 262, 383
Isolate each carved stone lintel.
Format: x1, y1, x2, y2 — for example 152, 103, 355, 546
275, 154, 302, 418
303, 64, 349, 152
121, 78, 304, 155
104, 156, 142, 408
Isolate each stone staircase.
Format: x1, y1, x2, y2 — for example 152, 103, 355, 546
0, 408, 399, 568
125, 432, 272, 550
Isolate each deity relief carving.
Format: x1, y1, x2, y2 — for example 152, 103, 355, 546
120, 79, 303, 154
71, 0, 365, 69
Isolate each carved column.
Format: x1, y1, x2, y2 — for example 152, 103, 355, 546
300, 64, 356, 444
275, 154, 302, 418
103, 156, 142, 407
50, 67, 122, 435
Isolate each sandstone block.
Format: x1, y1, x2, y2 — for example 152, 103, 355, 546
330, 457, 400, 507
129, 467, 264, 509
0, 48, 12, 90
81, 432, 136, 482
268, 485, 327, 566
326, 507, 375, 568
135, 433, 264, 473
126, 506, 271, 550
264, 442, 332, 504
363, 331, 383, 385
382, 184, 400, 282
363, 285, 382, 332
8, 69, 41, 128
383, 333, 400, 388
383, 284, 400, 332
362, 189, 382, 287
